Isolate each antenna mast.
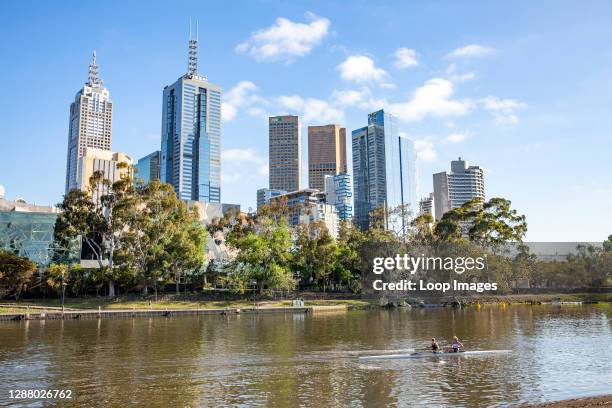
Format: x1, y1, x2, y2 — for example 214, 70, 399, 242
187, 19, 198, 77
87, 51, 101, 86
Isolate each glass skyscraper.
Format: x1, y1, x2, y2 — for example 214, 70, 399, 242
161, 33, 221, 203
134, 150, 161, 185
352, 109, 417, 231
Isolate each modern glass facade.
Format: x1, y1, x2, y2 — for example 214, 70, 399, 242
161, 76, 221, 202
352, 110, 417, 230
134, 150, 161, 185
324, 173, 353, 220
0, 211, 58, 266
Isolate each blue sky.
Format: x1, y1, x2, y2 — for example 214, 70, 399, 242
1, 0, 611, 241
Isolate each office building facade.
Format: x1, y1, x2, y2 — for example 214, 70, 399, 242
77, 147, 133, 202
308, 124, 347, 191
65, 52, 113, 194
134, 151, 161, 185
433, 157, 485, 220
324, 173, 352, 220
161, 32, 222, 203
352, 109, 417, 230
269, 115, 301, 192
269, 189, 339, 238
256, 188, 287, 210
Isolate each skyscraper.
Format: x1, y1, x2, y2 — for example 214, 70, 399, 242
308, 124, 347, 191
269, 115, 301, 192
433, 157, 485, 220
65, 52, 113, 194
134, 151, 161, 185
161, 26, 222, 203
352, 109, 417, 231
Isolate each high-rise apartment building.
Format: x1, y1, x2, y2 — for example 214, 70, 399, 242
433, 157, 485, 220
269, 189, 339, 238
134, 151, 161, 185
419, 192, 435, 219
324, 173, 352, 220
269, 115, 301, 192
65, 52, 113, 194
161, 28, 222, 203
308, 124, 347, 191
352, 109, 417, 230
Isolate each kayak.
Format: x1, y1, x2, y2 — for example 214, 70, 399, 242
359, 350, 512, 360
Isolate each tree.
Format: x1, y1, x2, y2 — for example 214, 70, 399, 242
333, 221, 365, 293
603, 235, 612, 252
293, 222, 337, 292
0, 250, 37, 299
435, 197, 527, 248
231, 216, 294, 294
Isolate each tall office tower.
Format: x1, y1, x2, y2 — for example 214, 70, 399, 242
269, 115, 301, 192
324, 173, 352, 220
352, 109, 417, 231
308, 124, 347, 191
433, 157, 485, 220
161, 26, 222, 202
134, 151, 161, 185
65, 51, 113, 194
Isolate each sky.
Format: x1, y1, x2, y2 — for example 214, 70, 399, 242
0, 0, 611, 241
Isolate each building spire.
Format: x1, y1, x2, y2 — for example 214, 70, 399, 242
187, 19, 198, 77
87, 50, 102, 86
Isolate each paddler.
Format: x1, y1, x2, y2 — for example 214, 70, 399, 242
431, 338, 440, 352
449, 336, 463, 353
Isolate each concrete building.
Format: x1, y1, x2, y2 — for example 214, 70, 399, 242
269, 189, 339, 238
256, 188, 287, 210
433, 157, 485, 220
161, 29, 222, 203
419, 192, 435, 219
0, 193, 60, 266
134, 151, 161, 185
324, 173, 352, 220
269, 115, 301, 192
76, 148, 133, 202
352, 109, 417, 231
308, 124, 347, 191
65, 52, 113, 194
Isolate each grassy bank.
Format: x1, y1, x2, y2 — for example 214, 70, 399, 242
526, 394, 611, 407
0, 297, 377, 313
0, 293, 609, 314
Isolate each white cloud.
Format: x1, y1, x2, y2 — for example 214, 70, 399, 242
276, 95, 344, 123
393, 47, 419, 69
337, 55, 388, 82
236, 12, 330, 62
221, 148, 269, 184
414, 139, 437, 162
447, 44, 496, 59
223, 81, 258, 122
481, 96, 527, 124
443, 133, 466, 143
389, 78, 471, 122
331, 88, 370, 107
380, 82, 396, 89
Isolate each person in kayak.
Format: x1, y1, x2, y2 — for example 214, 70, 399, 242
431, 338, 440, 352
449, 336, 463, 353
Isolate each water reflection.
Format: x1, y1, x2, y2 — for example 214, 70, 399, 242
0, 305, 610, 407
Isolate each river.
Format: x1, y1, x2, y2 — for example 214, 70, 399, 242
0, 305, 610, 407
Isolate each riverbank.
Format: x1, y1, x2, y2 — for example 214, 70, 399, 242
0, 292, 609, 315
527, 394, 611, 407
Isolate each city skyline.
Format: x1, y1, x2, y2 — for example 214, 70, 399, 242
1, 1, 611, 241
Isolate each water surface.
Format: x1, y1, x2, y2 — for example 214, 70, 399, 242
1, 305, 610, 407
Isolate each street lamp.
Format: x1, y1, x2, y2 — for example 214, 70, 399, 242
61, 268, 67, 316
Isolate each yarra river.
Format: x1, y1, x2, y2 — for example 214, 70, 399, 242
1, 305, 610, 407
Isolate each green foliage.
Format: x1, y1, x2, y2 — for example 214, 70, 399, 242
0, 250, 37, 299
230, 216, 295, 294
